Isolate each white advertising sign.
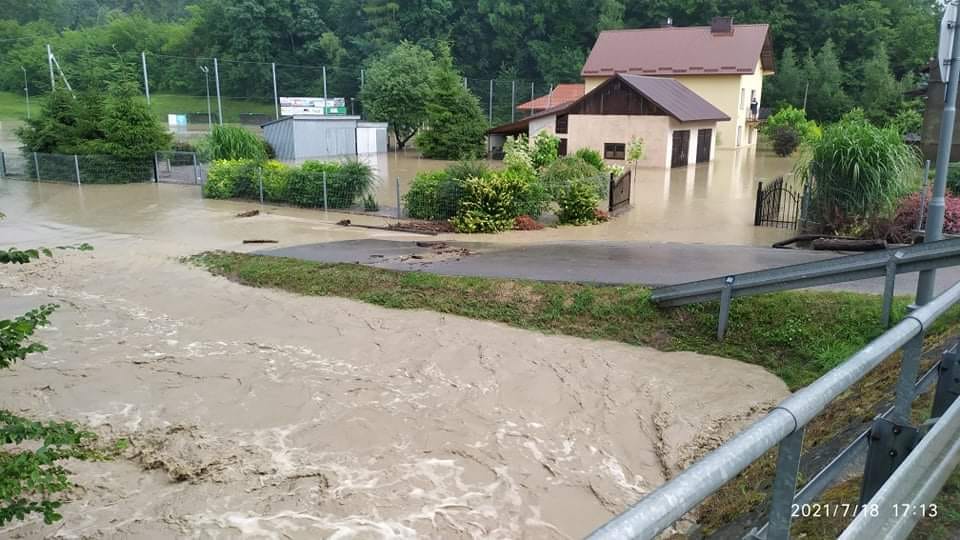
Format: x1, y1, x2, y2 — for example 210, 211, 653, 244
280, 97, 347, 116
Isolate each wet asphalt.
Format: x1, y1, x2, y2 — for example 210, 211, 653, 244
259, 239, 960, 296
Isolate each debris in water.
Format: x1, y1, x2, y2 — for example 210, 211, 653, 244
235, 209, 260, 218
242, 240, 278, 244
337, 219, 352, 226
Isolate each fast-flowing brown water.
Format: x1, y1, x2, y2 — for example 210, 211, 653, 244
0, 129, 792, 538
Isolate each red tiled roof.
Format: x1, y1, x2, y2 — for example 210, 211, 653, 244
516, 83, 585, 111
581, 23, 774, 77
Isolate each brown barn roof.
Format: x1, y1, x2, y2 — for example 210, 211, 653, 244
516, 83, 585, 111
581, 23, 774, 77
488, 73, 727, 134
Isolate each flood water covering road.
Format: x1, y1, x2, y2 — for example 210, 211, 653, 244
0, 177, 790, 537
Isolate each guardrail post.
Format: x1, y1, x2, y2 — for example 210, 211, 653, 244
859, 416, 919, 505
717, 275, 735, 340
932, 343, 960, 418
893, 332, 924, 422
74, 154, 80, 185
881, 251, 904, 327
767, 428, 805, 540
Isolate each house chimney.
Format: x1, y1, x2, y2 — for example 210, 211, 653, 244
662, 17, 673, 28
710, 16, 734, 35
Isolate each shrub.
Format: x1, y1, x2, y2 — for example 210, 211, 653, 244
514, 215, 544, 230
285, 161, 339, 207
451, 173, 529, 233
796, 115, 921, 233
530, 131, 560, 170
541, 156, 602, 196
771, 125, 802, 157
203, 159, 258, 199
557, 179, 603, 225
327, 160, 377, 208
573, 148, 604, 171
260, 160, 291, 201
446, 161, 489, 182
199, 125, 268, 161
892, 192, 960, 242
363, 194, 380, 212
947, 164, 960, 196
763, 105, 820, 143
503, 135, 534, 173
405, 171, 450, 220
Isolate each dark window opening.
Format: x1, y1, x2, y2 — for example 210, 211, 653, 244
558, 138, 568, 156
556, 114, 568, 134
604, 143, 625, 160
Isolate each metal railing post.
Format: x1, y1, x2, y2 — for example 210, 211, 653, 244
881, 252, 904, 327
767, 428, 805, 540
322, 171, 329, 211
717, 276, 735, 340
33, 151, 39, 180
894, 332, 925, 422
74, 154, 80, 185
153, 152, 159, 182
396, 176, 402, 219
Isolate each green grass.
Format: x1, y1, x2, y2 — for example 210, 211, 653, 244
187, 251, 960, 391
0, 91, 274, 124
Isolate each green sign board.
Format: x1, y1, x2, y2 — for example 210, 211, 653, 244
324, 106, 347, 115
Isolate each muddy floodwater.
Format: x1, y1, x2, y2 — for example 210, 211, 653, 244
0, 173, 791, 537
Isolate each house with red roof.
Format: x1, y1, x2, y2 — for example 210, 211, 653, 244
581, 17, 774, 148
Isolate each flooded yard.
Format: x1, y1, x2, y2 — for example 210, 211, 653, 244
0, 177, 790, 538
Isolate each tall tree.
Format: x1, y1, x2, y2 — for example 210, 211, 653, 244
360, 42, 434, 150
804, 40, 850, 122
764, 46, 804, 109
859, 44, 902, 125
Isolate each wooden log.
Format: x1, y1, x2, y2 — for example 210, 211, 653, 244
811, 238, 887, 251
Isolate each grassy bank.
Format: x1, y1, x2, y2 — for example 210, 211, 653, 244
188, 251, 960, 538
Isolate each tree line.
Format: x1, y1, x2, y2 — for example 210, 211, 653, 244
0, 0, 941, 125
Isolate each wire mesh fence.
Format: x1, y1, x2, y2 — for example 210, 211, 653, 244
0, 150, 156, 184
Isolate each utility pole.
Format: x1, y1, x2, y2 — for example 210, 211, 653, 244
47, 44, 55, 91
141, 52, 151, 105
918, 3, 960, 304
21, 66, 29, 119
213, 58, 223, 125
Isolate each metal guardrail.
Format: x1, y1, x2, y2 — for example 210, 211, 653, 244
650, 237, 960, 338
588, 280, 960, 540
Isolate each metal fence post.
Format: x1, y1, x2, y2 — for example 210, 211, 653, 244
881, 251, 904, 327
488, 79, 493, 123
511, 80, 516, 122
271, 62, 279, 120
608, 172, 615, 212
322, 171, 328, 211
213, 57, 223, 125
192, 152, 200, 184
153, 152, 159, 182
396, 176, 402, 219
766, 427, 805, 540
322, 66, 328, 104
717, 276, 735, 340
754, 181, 764, 226
141, 51, 150, 105
74, 154, 80, 185
258, 166, 264, 204
0, 151, 6, 178
33, 151, 39, 180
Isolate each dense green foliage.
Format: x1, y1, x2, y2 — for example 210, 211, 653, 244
796, 114, 921, 232
557, 179, 603, 225
203, 158, 375, 208
0, 1, 937, 128
414, 44, 488, 160
360, 42, 434, 150
573, 148, 604, 171
198, 125, 268, 161
762, 106, 820, 156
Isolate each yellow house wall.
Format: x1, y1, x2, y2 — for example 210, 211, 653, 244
583, 59, 767, 149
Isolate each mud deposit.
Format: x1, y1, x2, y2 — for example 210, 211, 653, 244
0, 180, 789, 538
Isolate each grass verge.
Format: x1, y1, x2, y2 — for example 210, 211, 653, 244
187, 250, 960, 537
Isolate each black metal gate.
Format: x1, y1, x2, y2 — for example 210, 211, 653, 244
671, 130, 690, 167
696, 129, 712, 163
608, 170, 631, 213
753, 177, 806, 228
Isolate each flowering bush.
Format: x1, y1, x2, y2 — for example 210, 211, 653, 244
514, 215, 544, 230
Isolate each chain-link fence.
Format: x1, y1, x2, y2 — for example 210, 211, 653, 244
0, 150, 155, 184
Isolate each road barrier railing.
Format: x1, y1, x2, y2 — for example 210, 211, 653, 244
650, 237, 960, 338
588, 279, 960, 540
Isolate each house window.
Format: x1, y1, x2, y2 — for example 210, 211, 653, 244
558, 138, 568, 156
556, 114, 569, 134
604, 143, 625, 160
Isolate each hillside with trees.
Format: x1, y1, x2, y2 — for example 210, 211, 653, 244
0, 0, 942, 126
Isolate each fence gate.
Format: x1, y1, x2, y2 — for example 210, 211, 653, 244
155, 151, 204, 185
753, 176, 806, 228
608, 170, 632, 213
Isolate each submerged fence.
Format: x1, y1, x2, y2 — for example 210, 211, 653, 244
0, 150, 156, 184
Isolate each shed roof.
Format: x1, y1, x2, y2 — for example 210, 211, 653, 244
581, 23, 774, 77
516, 84, 585, 111
488, 73, 728, 134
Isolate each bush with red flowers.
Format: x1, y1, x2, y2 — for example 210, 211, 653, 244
514, 215, 544, 230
